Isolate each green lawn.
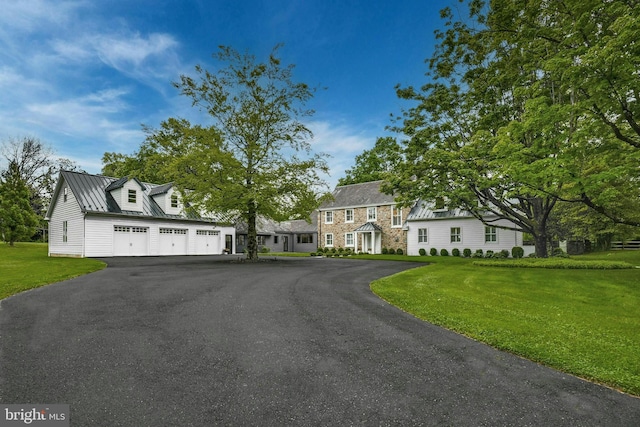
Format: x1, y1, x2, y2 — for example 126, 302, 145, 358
371, 251, 640, 396
0, 242, 106, 300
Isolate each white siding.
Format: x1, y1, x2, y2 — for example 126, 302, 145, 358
109, 179, 144, 212
152, 188, 183, 216
407, 217, 524, 256
48, 182, 85, 257
84, 216, 236, 257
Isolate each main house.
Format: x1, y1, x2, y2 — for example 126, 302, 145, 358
319, 180, 533, 256
46, 171, 236, 257
318, 181, 406, 254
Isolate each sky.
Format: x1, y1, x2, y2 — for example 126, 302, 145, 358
0, 0, 460, 188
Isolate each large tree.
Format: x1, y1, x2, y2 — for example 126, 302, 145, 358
386, 0, 640, 257
0, 161, 40, 246
148, 45, 329, 260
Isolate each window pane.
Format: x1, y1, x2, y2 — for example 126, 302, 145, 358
128, 189, 136, 203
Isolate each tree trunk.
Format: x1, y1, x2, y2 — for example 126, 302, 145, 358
533, 231, 549, 258
246, 201, 258, 260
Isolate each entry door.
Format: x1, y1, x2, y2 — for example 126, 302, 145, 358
283, 236, 289, 252
225, 235, 233, 254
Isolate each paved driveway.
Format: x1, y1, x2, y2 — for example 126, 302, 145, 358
1, 256, 638, 426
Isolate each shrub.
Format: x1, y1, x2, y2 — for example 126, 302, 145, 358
419, 248, 427, 256
430, 248, 438, 256
344, 248, 352, 256
500, 249, 510, 258
552, 247, 569, 258
260, 246, 270, 253
388, 248, 396, 255
471, 249, 484, 258
473, 259, 633, 269
310, 252, 316, 256
382, 247, 388, 255
338, 247, 344, 254
485, 250, 494, 258
492, 251, 506, 259
452, 248, 460, 257
463, 248, 472, 258
440, 248, 449, 256
326, 253, 333, 257
527, 253, 537, 258
396, 248, 404, 255
511, 246, 524, 259
331, 247, 337, 253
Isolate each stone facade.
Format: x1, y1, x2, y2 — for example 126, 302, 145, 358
317, 204, 407, 253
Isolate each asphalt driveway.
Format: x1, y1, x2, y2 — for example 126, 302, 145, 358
1, 256, 639, 426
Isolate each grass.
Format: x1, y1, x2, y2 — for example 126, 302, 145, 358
0, 242, 106, 300
370, 251, 640, 396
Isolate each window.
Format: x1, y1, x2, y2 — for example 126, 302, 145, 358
418, 228, 428, 243
197, 230, 219, 236
485, 226, 497, 243
62, 221, 68, 243
325, 233, 334, 247
237, 235, 246, 246
450, 227, 461, 243
435, 197, 445, 210
170, 193, 178, 208
63, 187, 68, 202
345, 232, 354, 247
297, 234, 313, 244
325, 211, 333, 224
257, 236, 266, 246
274, 236, 279, 244
128, 189, 137, 203
345, 209, 354, 223
392, 206, 402, 227
367, 207, 377, 221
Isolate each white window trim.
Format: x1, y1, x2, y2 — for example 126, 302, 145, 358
485, 226, 498, 244
450, 227, 462, 243
391, 206, 402, 228
418, 228, 428, 244
128, 189, 137, 204
345, 209, 354, 223
62, 221, 68, 243
367, 206, 377, 222
345, 232, 354, 247
325, 211, 333, 224
325, 233, 334, 247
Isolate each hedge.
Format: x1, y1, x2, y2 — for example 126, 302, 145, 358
472, 259, 634, 270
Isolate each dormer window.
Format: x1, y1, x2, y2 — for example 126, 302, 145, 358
128, 189, 137, 203
435, 197, 445, 210
171, 194, 178, 208
63, 187, 68, 202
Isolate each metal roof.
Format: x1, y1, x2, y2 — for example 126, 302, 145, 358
235, 213, 318, 235
353, 222, 383, 232
47, 170, 227, 223
319, 180, 396, 210
405, 200, 475, 221
148, 182, 173, 196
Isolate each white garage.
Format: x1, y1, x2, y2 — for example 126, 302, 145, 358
195, 230, 221, 255
46, 171, 236, 258
159, 228, 189, 255
113, 226, 150, 256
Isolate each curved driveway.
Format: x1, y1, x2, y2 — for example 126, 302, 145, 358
1, 256, 639, 426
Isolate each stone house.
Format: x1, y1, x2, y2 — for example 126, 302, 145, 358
317, 181, 406, 254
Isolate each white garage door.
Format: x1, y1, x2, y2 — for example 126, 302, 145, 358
159, 228, 188, 255
195, 230, 220, 255
113, 226, 149, 256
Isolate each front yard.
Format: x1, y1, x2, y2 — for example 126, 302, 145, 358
370, 251, 640, 396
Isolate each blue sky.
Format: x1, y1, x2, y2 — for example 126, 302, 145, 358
1, 0, 458, 187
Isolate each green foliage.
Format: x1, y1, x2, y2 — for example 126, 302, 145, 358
440, 248, 449, 256
485, 250, 494, 259
419, 248, 427, 256
512, 246, 524, 259
381, 247, 388, 255
338, 247, 344, 253
388, 248, 395, 255
451, 248, 460, 257
386, 0, 640, 257
0, 161, 40, 245
472, 249, 484, 259
260, 246, 270, 253
118, 45, 330, 261
430, 248, 437, 256
338, 137, 402, 186
463, 248, 472, 258
552, 247, 568, 258
310, 252, 316, 256
396, 248, 404, 255
473, 259, 633, 270
500, 249, 510, 258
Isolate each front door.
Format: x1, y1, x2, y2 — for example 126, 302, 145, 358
283, 236, 289, 252
225, 234, 233, 254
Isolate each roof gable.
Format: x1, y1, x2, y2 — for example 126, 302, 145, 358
320, 181, 395, 210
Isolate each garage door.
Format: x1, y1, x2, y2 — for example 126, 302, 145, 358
113, 226, 149, 256
195, 230, 220, 255
159, 228, 188, 255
